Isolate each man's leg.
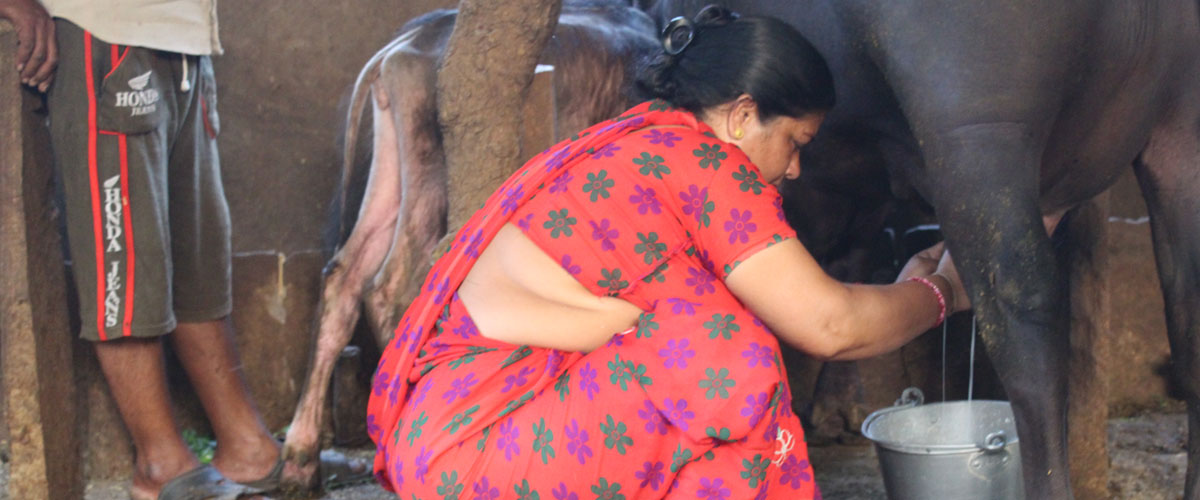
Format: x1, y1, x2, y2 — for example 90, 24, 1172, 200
171, 317, 280, 483
94, 338, 199, 500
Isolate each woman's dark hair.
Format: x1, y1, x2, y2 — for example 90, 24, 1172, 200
636, 5, 835, 121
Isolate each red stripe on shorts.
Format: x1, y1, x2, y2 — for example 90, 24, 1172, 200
118, 134, 135, 337
84, 32, 107, 340
110, 45, 136, 337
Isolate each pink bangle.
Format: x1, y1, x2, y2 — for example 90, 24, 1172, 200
908, 276, 947, 327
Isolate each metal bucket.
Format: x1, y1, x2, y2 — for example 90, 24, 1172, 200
861, 388, 1025, 500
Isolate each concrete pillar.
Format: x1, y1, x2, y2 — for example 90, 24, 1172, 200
0, 22, 84, 500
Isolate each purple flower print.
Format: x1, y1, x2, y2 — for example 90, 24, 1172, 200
742, 342, 773, 368
545, 146, 570, 172
589, 218, 619, 251
598, 115, 645, 135
390, 458, 403, 491
496, 418, 520, 461
629, 185, 663, 215
553, 482, 580, 500
636, 461, 666, 491
696, 249, 715, 273
500, 184, 524, 215
502, 366, 536, 393
753, 485, 769, 500
443, 373, 479, 404
644, 129, 681, 147
679, 185, 709, 224
545, 349, 564, 377
666, 297, 701, 316
453, 316, 479, 339
367, 414, 382, 441
639, 400, 669, 435
565, 418, 594, 465
662, 398, 696, 431
686, 266, 716, 296
724, 208, 758, 244
592, 143, 621, 159
517, 212, 535, 231
697, 477, 731, 500
388, 374, 404, 405
426, 272, 450, 305
549, 171, 575, 194
473, 476, 500, 500
428, 338, 449, 357
773, 197, 786, 221
742, 392, 770, 428
658, 338, 696, 369
414, 446, 432, 484
560, 254, 582, 275
372, 370, 390, 397
460, 229, 485, 258
411, 377, 433, 406
780, 455, 813, 489
579, 362, 600, 400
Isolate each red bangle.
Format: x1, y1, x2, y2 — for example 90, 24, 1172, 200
908, 276, 947, 327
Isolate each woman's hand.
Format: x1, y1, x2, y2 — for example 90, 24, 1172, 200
896, 241, 943, 283
896, 242, 971, 315
934, 248, 970, 314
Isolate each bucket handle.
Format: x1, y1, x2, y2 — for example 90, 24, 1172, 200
982, 430, 1008, 452
893, 387, 924, 407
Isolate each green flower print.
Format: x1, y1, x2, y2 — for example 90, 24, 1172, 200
699, 367, 736, 399
641, 262, 669, 284
704, 313, 741, 340
600, 415, 633, 454
636, 312, 659, 338
634, 232, 667, 264
732, 165, 765, 194
582, 170, 615, 201
437, 471, 463, 500
514, 479, 540, 500
555, 372, 571, 401
608, 354, 632, 390
591, 478, 626, 500
532, 418, 556, 464
633, 152, 671, 179
498, 390, 535, 418
741, 454, 771, 488
693, 143, 727, 170
544, 208, 577, 238
670, 444, 695, 473
442, 405, 480, 434
407, 411, 427, 446
597, 268, 628, 295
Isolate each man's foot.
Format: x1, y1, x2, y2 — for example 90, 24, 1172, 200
210, 436, 282, 486
153, 465, 260, 500
128, 455, 201, 500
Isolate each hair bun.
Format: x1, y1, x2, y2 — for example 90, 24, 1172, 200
661, 16, 694, 55
693, 5, 739, 27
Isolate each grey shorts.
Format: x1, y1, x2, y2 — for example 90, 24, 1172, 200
48, 19, 231, 341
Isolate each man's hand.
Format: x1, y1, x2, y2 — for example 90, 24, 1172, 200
0, 0, 56, 92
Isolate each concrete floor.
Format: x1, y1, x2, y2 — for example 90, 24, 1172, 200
0, 413, 1185, 499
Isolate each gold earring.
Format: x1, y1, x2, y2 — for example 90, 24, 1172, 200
733, 129, 744, 140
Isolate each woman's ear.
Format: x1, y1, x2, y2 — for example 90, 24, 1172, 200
726, 94, 758, 139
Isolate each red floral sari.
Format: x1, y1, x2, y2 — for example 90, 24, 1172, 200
368, 101, 819, 499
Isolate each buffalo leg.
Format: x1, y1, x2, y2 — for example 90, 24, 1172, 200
281, 86, 404, 487
1133, 95, 1200, 499
360, 53, 447, 345
928, 123, 1072, 499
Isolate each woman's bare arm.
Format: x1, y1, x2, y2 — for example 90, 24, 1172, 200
725, 238, 962, 361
